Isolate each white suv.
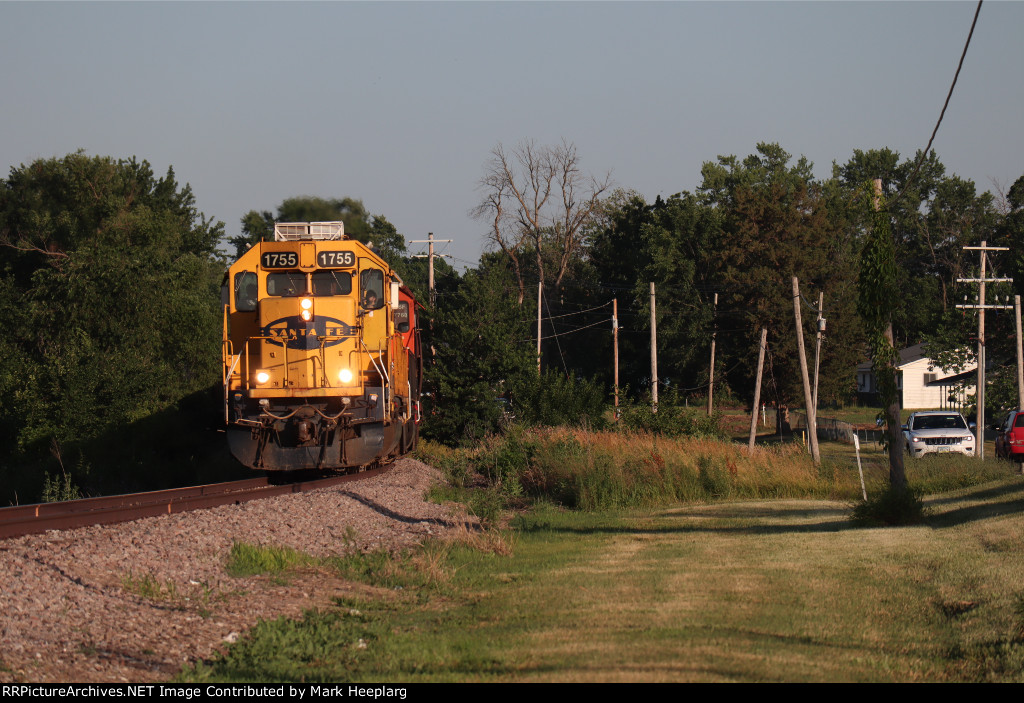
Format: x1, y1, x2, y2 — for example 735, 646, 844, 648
902, 411, 976, 458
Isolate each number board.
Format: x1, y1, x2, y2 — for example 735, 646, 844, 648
261, 251, 298, 269
317, 250, 355, 268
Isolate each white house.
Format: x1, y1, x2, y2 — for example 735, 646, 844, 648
857, 343, 976, 410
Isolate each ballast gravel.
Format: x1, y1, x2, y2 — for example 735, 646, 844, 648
0, 458, 469, 683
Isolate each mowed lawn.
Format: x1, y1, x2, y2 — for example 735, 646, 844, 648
186, 477, 1024, 683
497, 482, 1024, 682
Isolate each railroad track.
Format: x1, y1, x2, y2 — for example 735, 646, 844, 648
0, 465, 389, 539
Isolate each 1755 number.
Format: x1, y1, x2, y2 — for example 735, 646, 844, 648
317, 251, 355, 268
261, 251, 298, 268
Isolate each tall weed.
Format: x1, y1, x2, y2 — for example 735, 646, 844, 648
429, 426, 1014, 515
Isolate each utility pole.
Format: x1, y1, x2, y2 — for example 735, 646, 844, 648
792, 276, 820, 464
957, 241, 1012, 459
748, 327, 768, 454
410, 232, 452, 308
979, 242, 987, 458
1017, 295, 1024, 408
613, 298, 620, 419
537, 280, 543, 375
650, 282, 658, 412
870, 179, 906, 489
707, 293, 717, 416
813, 291, 825, 414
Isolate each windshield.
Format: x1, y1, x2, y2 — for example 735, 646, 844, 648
266, 271, 306, 297
911, 414, 967, 430
311, 271, 352, 296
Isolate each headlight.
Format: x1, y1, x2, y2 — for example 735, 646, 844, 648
338, 368, 353, 384
300, 309, 312, 321
255, 371, 270, 384
912, 436, 924, 443
300, 298, 313, 310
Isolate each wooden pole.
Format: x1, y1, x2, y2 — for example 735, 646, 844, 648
977, 241, 987, 458
1016, 295, 1024, 409
708, 293, 717, 416
537, 280, 542, 376
427, 232, 435, 308
410, 232, 452, 304
792, 276, 820, 464
748, 327, 768, 454
613, 298, 620, 419
813, 291, 824, 413
650, 282, 658, 412
873, 178, 906, 489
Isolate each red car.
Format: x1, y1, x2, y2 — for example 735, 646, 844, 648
994, 410, 1024, 462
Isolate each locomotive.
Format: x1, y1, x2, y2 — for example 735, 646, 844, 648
221, 221, 421, 470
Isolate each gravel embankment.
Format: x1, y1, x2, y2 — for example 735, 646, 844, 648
0, 458, 467, 683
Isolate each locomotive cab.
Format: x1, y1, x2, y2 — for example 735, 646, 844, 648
222, 221, 420, 470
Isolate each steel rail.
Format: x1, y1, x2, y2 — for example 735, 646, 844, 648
0, 465, 388, 540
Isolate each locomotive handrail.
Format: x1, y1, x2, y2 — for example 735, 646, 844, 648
221, 339, 235, 382
223, 350, 241, 423
358, 338, 390, 421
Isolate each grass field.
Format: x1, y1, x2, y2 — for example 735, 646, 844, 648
182, 470, 1024, 683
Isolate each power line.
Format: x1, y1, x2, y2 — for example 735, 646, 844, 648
892, 0, 983, 207
542, 300, 614, 320
527, 317, 612, 343
542, 286, 570, 376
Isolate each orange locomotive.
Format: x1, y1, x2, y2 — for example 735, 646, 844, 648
221, 221, 421, 470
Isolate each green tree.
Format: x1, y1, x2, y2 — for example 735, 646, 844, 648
423, 257, 535, 444
0, 152, 225, 496
589, 190, 722, 397
835, 148, 998, 350
700, 143, 862, 417
857, 189, 906, 490
230, 209, 274, 259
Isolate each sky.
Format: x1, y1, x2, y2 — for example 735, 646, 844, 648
1, 1, 1021, 269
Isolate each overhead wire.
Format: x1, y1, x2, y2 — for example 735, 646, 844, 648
541, 285, 571, 376
528, 317, 612, 343
542, 300, 614, 320
890, 0, 983, 208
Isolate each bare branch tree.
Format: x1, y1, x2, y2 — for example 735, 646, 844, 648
473, 139, 610, 303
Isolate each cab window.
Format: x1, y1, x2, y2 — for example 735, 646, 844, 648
267, 272, 306, 297
312, 270, 353, 297
395, 300, 411, 333
234, 271, 258, 311
359, 269, 385, 309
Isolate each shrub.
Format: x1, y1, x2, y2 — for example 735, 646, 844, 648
509, 371, 607, 429
617, 392, 724, 439
851, 486, 927, 527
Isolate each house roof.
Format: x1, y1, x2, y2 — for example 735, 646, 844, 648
858, 342, 977, 377
857, 343, 927, 372
898, 343, 927, 367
